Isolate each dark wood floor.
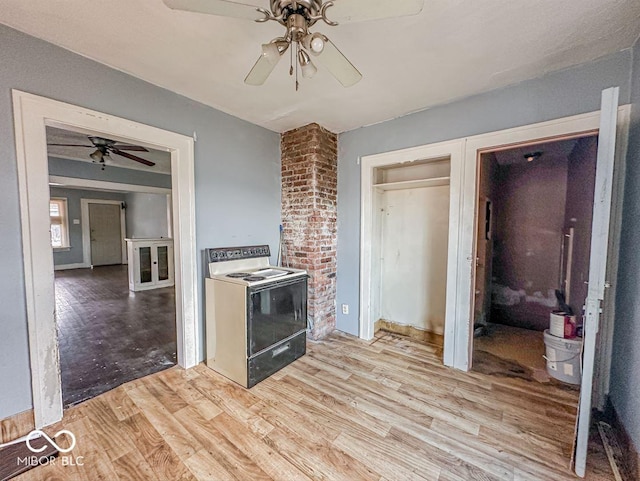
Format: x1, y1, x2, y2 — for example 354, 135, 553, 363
55, 265, 177, 407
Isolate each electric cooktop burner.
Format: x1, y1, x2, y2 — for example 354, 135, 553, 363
227, 272, 251, 278
244, 276, 266, 282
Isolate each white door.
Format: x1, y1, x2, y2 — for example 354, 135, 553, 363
573, 87, 619, 477
89, 203, 122, 266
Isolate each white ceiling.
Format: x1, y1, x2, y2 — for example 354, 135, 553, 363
46, 126, 171, 174
1, 0, 639, 133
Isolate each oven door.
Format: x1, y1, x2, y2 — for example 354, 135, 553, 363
247, 277, 307, 356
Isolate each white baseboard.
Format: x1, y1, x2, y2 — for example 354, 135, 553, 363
53, 263, 89, 271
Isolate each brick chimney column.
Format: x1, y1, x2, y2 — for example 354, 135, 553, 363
281, 123, 337, 340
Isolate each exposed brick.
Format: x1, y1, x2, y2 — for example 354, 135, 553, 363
281, 123, 337, 340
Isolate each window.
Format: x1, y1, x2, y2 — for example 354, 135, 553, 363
50, 198, 69, 248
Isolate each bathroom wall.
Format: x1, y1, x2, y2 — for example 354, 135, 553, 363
563, 137, 598, 316
490, 156, 569, 330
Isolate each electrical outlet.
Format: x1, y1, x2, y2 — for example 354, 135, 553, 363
341, 304, 349, 315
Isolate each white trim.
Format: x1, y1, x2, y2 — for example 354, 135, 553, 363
359, 105, 630, 373
166, 193, 174, 239
81, 199, 127, 266
359, 139, 465, 368
575, 87, 620, 478
49, 175, 172, 195
53, 263, 88, 271
12, 90, 198, 429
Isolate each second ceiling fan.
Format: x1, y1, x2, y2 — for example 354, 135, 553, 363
162, 0, 425, 89
48, 136, 155, 170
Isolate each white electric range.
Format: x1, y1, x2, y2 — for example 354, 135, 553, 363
204, 245, 307, 388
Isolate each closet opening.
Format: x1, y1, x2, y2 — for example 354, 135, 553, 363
371, 156, 451, 354
471, 135, 598, 386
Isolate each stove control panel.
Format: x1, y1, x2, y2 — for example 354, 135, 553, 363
206, 245, 271, 263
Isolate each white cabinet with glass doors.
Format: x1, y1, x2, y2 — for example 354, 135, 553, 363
125, 238, 174, 291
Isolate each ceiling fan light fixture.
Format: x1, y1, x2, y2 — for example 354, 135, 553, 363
262, 39, 289, 65
89, 149, 103, 162
303, 32, 325, 55
524, 151, 543, 162
164, 0, 426, 89
298, 50, 317, 79
311, 36, 324, 53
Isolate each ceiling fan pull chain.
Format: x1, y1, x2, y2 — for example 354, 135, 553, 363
289, 41, 294, 76
295, 42, 300, 91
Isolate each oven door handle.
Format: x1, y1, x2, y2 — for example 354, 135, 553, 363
248, 275, 308, 293
272, 343, 291, 357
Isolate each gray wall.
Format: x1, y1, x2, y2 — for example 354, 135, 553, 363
0, 24, 280, 420
125, 193, 169, 239
611, 37, 640, 450
336, 49, 633, 336
49, 156, 172, 189
49, 187, 127, 266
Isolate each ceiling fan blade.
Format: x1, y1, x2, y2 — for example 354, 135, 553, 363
47, 144, 94, 148
324, 0, 424, 23
162, 0, 264, 21
313, 37, 362, 87
244, 42, 288, 86
113, 145, 149, 152
110, 148, 156, 166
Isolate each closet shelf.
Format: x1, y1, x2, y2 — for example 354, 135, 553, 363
373, 176, 450, 191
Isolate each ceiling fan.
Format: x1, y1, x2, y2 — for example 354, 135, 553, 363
47, 136, 156, 170
162, 0, 425, 89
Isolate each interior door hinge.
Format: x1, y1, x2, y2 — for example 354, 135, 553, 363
585, 298, 603, 334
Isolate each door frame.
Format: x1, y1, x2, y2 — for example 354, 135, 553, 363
360, 105, 630, 376
13, 90, 199, 429
359, 140, 465, 367
81, 199, 127, 266
463, 106, 630, 378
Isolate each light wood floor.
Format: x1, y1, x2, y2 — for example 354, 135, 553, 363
20, 331, 614, 480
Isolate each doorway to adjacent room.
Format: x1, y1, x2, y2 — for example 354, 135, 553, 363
47, 126, 178, 408
13, 90, 198, 428
471, 136, 597, 387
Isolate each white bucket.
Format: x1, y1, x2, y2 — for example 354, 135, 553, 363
543, 329, 582, 385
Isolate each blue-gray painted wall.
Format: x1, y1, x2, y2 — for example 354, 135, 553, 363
336, 49, 633, 336
49, 187, 127, 266
49, 156, 172, 189
125, 192, 170, 239
0, 24, 280, 420
611, 37, 640, 450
